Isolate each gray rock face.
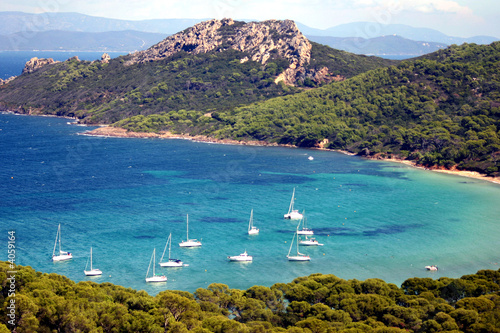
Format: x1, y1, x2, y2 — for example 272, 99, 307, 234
22, 57, 59, 74
125, 18, 324, 86
100, 53, 111, 63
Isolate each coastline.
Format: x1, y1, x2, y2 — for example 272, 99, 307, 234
82, 125, 296, 147
371, 156, 500, 185
84, 125, 500, 186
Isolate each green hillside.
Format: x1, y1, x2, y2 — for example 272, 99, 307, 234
1, 262, 500, 332
217, 42, 500, 176
118, 42, 499, 176
0, 41, 395, 124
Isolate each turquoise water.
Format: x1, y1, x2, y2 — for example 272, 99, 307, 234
1, 113, 499, 295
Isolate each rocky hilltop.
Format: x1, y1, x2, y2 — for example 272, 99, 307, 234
125, 18, 329, 86
22, 57, 59, 74
0, 17, 396, 126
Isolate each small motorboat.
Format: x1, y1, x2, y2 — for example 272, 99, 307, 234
228, 250, 253, 262
425, 265, 438, 271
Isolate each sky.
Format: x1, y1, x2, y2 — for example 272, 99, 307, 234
3, 0, 499, 37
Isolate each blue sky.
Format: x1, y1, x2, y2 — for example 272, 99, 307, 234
3, 0, 499, 37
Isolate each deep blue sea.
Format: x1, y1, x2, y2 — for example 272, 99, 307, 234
1, 52, 499, 295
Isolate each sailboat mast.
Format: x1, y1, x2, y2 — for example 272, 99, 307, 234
160, 234, 170, 263
168, 233, 172, 258
296, 231, 299, 254
186, 214, 189, 240
59, 224, 63, 254
288, 232, 295, 256
249, 209, 253, 231
146, 250, 153, 279
288, 188, 295, 213
152, 249, 156, 276
53, 224, 59, 256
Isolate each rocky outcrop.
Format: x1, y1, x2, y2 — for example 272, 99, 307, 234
0, 76, 16, 85
125, 18, 327, 86
100, 53, 111, 63
22, 57, 59, 74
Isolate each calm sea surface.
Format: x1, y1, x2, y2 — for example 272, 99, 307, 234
1, 113, 499, 294
1, 51, 499, 294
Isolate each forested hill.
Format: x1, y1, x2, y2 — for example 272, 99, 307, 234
117, 42, 499, 176
0, 18, 396, 124
1, 262, 500, 332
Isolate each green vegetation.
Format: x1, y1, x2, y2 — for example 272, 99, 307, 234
1, 38, 499, 176
0, 42, 395, 124
2, 262, 500, 332
130, 42, 497, 177
229, 42, 500, 176
116, 43, 500, 176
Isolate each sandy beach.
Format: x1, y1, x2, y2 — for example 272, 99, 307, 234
373, 156, 500, 185
84, 125, 500, 186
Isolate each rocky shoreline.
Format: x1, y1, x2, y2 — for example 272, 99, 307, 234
84, 125, 500, 185
83, 125, 295, 147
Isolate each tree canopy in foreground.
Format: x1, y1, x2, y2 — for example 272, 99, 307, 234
1, 262, 500, 332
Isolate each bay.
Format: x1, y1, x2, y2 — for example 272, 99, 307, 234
1, 112, 500, 294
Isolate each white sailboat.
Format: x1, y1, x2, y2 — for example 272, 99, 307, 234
247, 209, 259, 235
179, 214, 202, 247
284, 188, 303, 220
299, 236, 324, 246
84, 247, 102, 276
145, 249, 167, 282
227, 250, 253, 262
297, 214, 314, 235
52, 224, 73, 261
160, 233, 184, 267
287, 228, 310, 261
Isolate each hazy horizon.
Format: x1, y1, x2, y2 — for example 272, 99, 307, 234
2, 0, 499, 38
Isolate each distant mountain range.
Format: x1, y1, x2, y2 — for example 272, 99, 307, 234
0, 11, 498, 57
0, 12, 200, 35
307, 35, 448, 57
296, 22, 499, 45
0, 30, 166, 52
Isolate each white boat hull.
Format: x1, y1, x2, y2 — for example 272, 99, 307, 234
52, 254, 72, 261
287, 255, 310, 261
145, 275, 167, 282
297, 229, 314, 235
160, 260, 184, 267
299, 240, 323, 246
425, 265, 438, 271
284, 211, 303, 220
248, 228, 259, 235
179, 240, 202, 247
228, 251, 253, 261
228, 256, 253, 262
84, 269, 102, 276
